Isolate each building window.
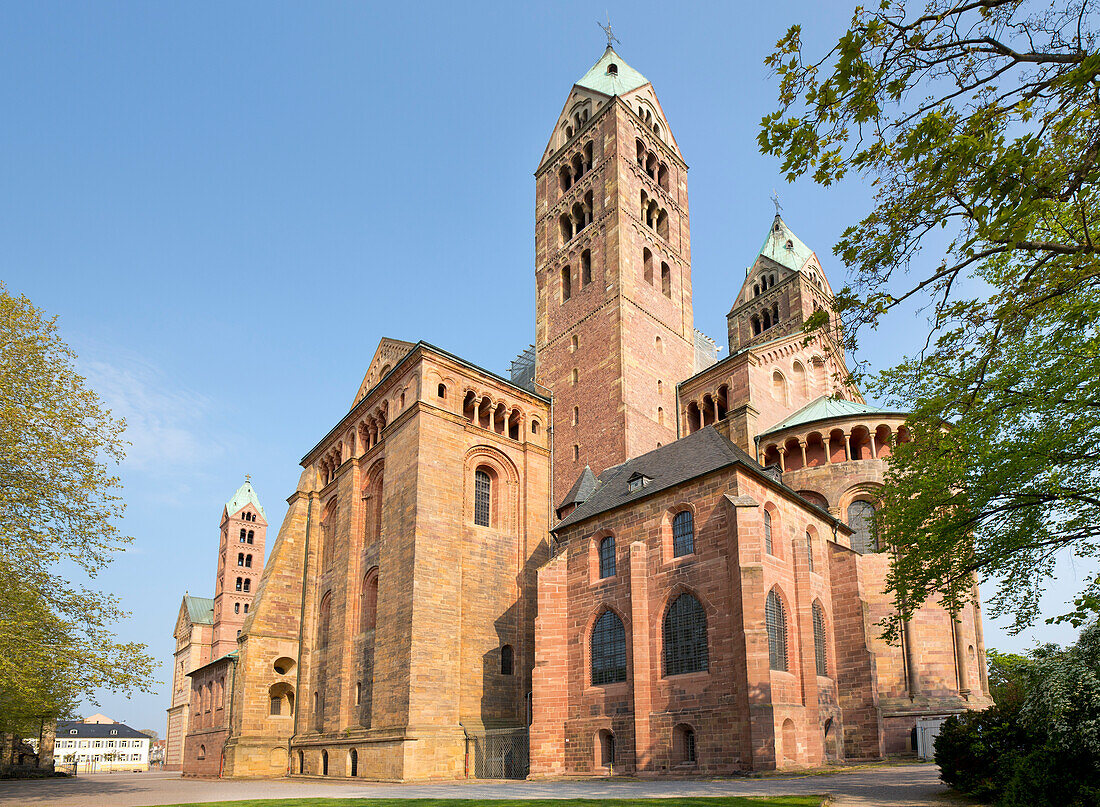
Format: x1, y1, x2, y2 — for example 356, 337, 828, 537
500, 644, 514, 675
573, 444, 580, 461
361, 568, 379, 631
437, 383, 446, 398
672, 510, 694, 557
234, 602, 240, 614
598, 534, 616, 578
235, 577, 243, 591
591, 610, 627, 685
355, 681, 361, 705
247, 530, 254, 544
197, 744, 206, 760
245, 554, 252, 568
237, 553, 245, 566
239, 528, 246, 542
806, 531, 814, 572
318, 591, 332, 648
561, 265, 572, 301
764, 510, 774, 555
673, 724, 696, 764
598, 729, 615, 767
661, 262, 671, 297
474, 469, 492, 527
812, 601, 828, 676
572, 406, 580, 426
847, 501, 878, 554
766, 589, 788, 672
581, 249, 592, 286
663, 593, 708, 675
571, 368, 579, 385
243, 578, 250, 592
643, 247, 654, 285
270, 696, 282, 715
244, 603, 248, 613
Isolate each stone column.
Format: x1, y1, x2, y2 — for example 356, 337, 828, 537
799, 439, 807, 468
777, 447, 787, 472
844, 431, 854, 461
952, 614, 970, 698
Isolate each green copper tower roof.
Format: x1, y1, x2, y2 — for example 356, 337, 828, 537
576, 46, 649, 97
184, 595, 214, 625
225, 478, 266, 520
757, 214, 816, 273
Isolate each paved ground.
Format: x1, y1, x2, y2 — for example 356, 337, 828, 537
0, 764, 967, 807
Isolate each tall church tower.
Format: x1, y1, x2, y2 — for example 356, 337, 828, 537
535, 46, 695, 503
211, 478, 267, 658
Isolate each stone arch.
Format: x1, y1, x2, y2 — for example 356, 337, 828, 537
464, 445, 520, 532
797, 489, 829, 510
586, 604, 630, 686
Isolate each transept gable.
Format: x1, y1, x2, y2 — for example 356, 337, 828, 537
352, 338, 416, 408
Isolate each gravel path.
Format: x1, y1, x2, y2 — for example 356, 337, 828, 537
0, 764, 966, 807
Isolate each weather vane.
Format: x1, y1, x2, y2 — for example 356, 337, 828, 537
598, 13, 620, 49
771, 189, 783, 215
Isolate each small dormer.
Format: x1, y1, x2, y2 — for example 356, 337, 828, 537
627, 472, 651, 492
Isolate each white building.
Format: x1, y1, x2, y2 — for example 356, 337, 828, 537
53, 717, 150, 772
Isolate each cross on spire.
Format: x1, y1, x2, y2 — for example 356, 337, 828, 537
598, 13, 620, 49
245, 474, 251, 483
771, 189, 783, 215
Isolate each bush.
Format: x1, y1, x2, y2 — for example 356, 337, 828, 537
935, 705, 1031, 801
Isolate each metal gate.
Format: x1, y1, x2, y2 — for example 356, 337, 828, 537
469, 728, 528, 779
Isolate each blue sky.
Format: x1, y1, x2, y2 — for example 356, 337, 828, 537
1, 2, 1091, 732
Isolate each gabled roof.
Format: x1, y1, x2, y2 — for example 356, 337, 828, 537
575, 46, 649, 97
225, 479, 265, 520
57, 720, 147, 740
558, 465, 598, 513
555, 427, 752, 531
184, 595, 214, 625
760, 395, 906, 436
757, 214, 815, 273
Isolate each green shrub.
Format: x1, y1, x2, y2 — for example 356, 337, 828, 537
935, 705, 1031, 801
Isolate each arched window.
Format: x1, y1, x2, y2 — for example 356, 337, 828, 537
247, 530, 254, 544
663, 593, 708, 675
598, 534, 616, 578
437, 383, 446, 398
245, 554, 252, 568
361, 568, 378, 631
812, 601, 828, 676
474, 469, 492, 527
500, 644, 514, 675
198, 744, 206, 760
318, 591, 332, 648
297, 750, 304, 774
244, 603, 248, 613
661, 262, 671, 297
239, 528, 246, 542
572, 406, 580, 426
847, 500, 877, 554
243, 578, 250, 592
673, 724, 696, 764
643, 247, 653, 285
234, 602, 240, 614
598, 729, 615, 767
591, 610, 626, 685
322, 749, 329, 776
764, 510, 774, 555
581, 249, 592, 286
235, 577, 243, 591
237, 553, 244, 567
672, 510, 694, 557
561, 265, 572, 302
766, 589, 788, 671
806, 531, 814, 572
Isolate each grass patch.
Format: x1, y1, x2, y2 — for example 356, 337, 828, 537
153, 798, 825, 807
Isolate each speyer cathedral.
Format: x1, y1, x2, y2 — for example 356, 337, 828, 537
165, 45, 992, 779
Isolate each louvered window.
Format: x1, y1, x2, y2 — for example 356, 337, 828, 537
591, 610, 627, 685
813, 601, 828, 676
766, 589, 788, 671
672, 510, 694, 557
474, 470, 491, 527
598, 535, 616, 578
663, 593, 708, 675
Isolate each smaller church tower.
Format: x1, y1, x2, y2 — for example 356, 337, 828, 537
211, 478, 267, 658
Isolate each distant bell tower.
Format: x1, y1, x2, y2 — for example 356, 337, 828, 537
211, 478, 267, 658
534, 45, 695, 503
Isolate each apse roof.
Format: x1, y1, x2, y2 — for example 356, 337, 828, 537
558, 465, 598, 514
225, 479, 266, 520
760, 396, 906, 436
575, 46, 649, 96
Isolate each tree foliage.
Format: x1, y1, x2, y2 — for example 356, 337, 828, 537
937, 622, 1100, 806
760, 0, 1100, 633
0, 284, 154, 736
